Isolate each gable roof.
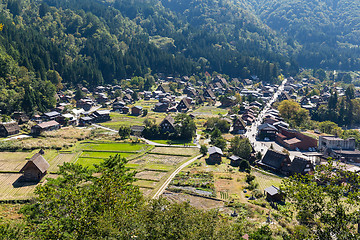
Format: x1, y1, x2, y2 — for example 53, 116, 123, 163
36, 120, 60, 129
264, 185, 280, 196
289, 157, 313, 174
160, 115, 175, 127
1, 122, 20, 133
208, 146, 223, 155
261, 149, 290, 170
258, 123, 277, 131
20, 153, 50, 173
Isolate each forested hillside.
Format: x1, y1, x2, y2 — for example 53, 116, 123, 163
249, 0, 360, 70
1, 0, 360, 113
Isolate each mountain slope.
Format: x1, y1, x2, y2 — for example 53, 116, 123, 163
248, 0, 360, 70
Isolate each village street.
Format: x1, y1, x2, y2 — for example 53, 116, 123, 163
244, 79, 307, 160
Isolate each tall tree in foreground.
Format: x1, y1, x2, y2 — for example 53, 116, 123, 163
281, 161, 360, 239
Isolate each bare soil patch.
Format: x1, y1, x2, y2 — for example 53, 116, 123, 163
163, 191, 224, 209
135, 171, 167, 181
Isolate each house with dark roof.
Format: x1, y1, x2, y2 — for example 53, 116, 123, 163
157, 84, 171, 94
159, 115, 176, 133
204, 89, 216, 100
130, 125, 145, 137
154, 102, 169, 112
257, 123, 278, 140
229, 155, 243, 167
176, 98, 191, 112
259, 149, 291, 174
131, 106, 143, 116
123, 94, 133, 103
289, 157, 314, 175
264, 185, 284, 202
232, 117, 246, 134
12, 112, 29, 124
76, 98, 94, 111
207, 146, 223, 165
0, 122, 20, 137
91, 110, 111, 122
20, 151, 50, 181
43, 111, 61, 121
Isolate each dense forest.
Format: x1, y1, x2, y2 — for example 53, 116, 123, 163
0, 0, 359, 113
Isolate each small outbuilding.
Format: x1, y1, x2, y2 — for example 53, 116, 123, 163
207, 146, 223, 165
264, 185, 284, 202
20, 151, 50, 181
131, 106, 143, 116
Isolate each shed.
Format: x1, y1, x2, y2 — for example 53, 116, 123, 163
131, 106, 143, 116
264, 185, 284, 202
20, 152, 50, 181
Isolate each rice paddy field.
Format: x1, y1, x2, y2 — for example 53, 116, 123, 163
0, 141, 199, 200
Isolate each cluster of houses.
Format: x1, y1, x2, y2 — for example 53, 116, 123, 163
257, 108, 317, 151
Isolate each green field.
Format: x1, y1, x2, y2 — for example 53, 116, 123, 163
80, 151, 134, 159
192, 105, 228, 117
79, 142, 149, 152
100, 111, 166, 130
253, 170, 283, 191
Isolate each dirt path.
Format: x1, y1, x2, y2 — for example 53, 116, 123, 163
152, 154, 202, 199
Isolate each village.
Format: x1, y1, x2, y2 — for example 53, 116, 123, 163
1, 72, 360, 231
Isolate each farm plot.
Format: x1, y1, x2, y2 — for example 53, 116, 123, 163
149, 147, 199, 156
47, 153, 77, 172
100, 111, 166, 130
252, 170, 283, 191
130, 154, 189, 167
192, 105, 228, 117
133, 179, 158, 189
163, 191, 224, 210
79, 142, 148, 152
135, 170, 167, 181
80, 151, 134, 159
0, 173, 38, 200
0, 152, 29, 172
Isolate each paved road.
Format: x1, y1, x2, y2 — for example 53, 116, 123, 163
244, 79, 309, 159
152, 154, 203, 199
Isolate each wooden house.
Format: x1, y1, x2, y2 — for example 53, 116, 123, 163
176, 98, 191, 112
20, 152, 50, 181
159, 115, 176, 133
31, 121, 61, 135
204, 89, 216, 100
0, 122, 20, 137
229, 155, 242, 167
91, 110, 111, 122
232, 117, 246, 134
12, 112, 29, 124
207, 146, 223, 165
43, 111, 61, 121
157, 84, 171, 94
130, 125, 145, 137
259, 149, 291, 174
289, 157, 314, 175
258, 123, 278, 140
131, 106, 143, 116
